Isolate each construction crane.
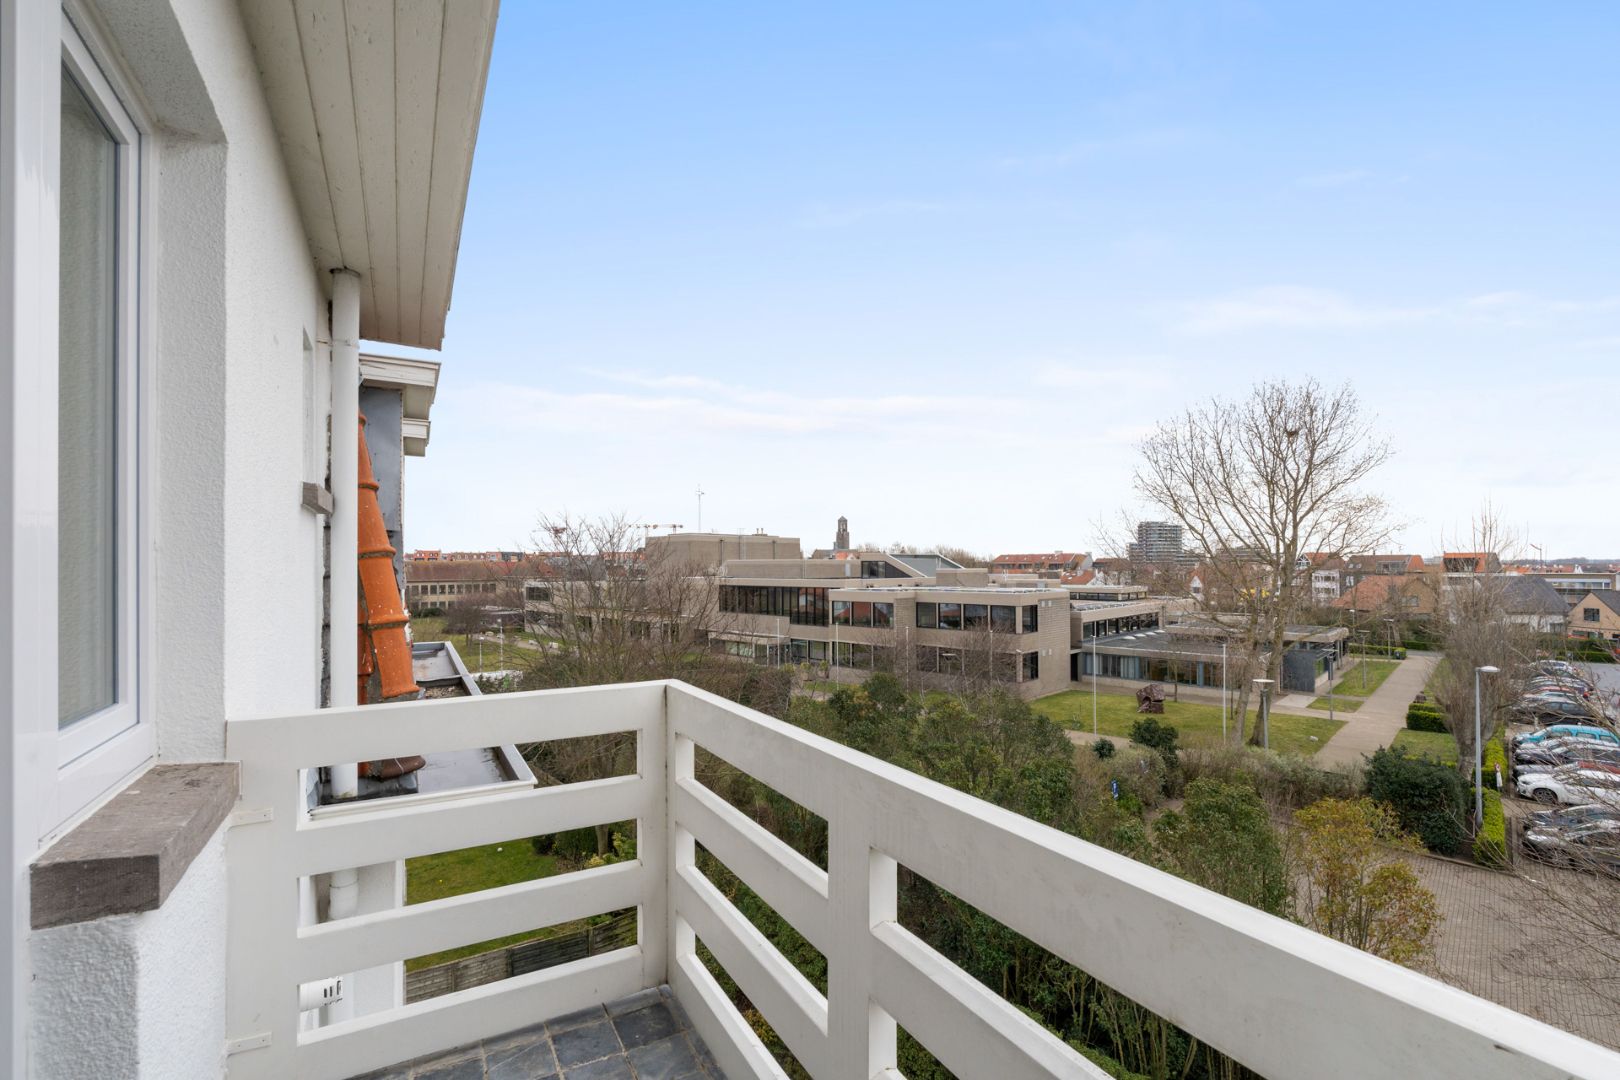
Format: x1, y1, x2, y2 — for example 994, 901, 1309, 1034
628, 523, 685, 549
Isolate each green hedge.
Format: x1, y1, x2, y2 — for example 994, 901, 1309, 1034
1406, 704, 1449, 733
1473, 789, 1507, 867
1483, 733, 1508, 788
1563, 639, 1618, 663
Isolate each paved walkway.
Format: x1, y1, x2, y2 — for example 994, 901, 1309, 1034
1313, 651, 1442, 769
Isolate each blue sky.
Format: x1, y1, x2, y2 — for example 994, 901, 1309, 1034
381, 2, 1620, 559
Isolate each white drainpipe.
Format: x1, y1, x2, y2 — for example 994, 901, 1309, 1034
326, 269, 362, 1025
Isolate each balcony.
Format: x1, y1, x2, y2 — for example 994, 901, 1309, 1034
223, 682, 1619, 1080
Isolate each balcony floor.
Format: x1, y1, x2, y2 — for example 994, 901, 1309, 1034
350, 986, 724, 1080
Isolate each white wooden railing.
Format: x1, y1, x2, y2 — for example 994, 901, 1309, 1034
225, 681, 1620, 1080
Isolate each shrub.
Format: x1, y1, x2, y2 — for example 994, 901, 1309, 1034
1128, 717, 1180, 768
1177, 744, 1358, 810
1473, 789, 1507, 867
1405, 704, 1449, 733
1092, 738, 1117, 760
1366, 747, 1468, 854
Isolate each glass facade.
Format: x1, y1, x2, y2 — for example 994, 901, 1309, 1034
915, 600, 1041, 634
832, 642, 893, 670
720, 584, 829, 625
832, 600, 894, 628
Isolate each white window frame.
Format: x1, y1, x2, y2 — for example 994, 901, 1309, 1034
25, 9, 156, 839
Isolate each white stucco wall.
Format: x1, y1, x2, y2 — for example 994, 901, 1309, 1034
158, 0, 330, 740
23, 0, 331, 1076
29, 825, 227, 1080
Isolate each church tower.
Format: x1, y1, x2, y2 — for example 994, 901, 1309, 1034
835, 516, 850, 551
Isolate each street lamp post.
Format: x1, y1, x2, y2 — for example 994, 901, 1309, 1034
1475, 665, 1500, 825
1221, 639, 1228, 740
1091, 627, 1099, 735
1254, 678, 1275, 750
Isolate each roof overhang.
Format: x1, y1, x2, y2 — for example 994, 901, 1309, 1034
361, 352, 439, 456
240, 1, 499, 349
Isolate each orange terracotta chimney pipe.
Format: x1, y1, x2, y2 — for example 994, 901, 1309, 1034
357, 414, 420, 700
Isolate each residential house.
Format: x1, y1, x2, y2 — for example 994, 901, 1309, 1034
1530, 569, 1620, 607
1340, 553, 1425, 593
1498, 576, 1571, 635
1569, 591, 1620, 643
989, 551, 1093, 576
5, 3, 1616, 1079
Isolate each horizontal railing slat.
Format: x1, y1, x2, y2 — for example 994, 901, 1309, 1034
872, 922, 1107, 1080
228, 681, 665, 775
293, 775, 647, 876
296, 948, 645, 1080
295, 861, 644, 982
672, 777, 831, 953
664, 681, 1620, 1080
673, 865, 830, 1076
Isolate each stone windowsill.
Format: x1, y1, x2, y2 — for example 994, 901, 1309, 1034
31, 762, 239, 930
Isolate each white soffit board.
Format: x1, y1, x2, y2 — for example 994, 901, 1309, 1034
360, 351, 440, 421
239, 0, 499, 349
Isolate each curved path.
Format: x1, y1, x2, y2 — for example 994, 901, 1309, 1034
1313, 651, 1442, 768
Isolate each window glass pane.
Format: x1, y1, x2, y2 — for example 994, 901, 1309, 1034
832, 600, 851, 625
915, 602, 936, 629
852, 601, 872, 628
964, 604, 988, 630
58, 69, 119, 728
872, 602, 894, 628
938, 603, 962, 630
990, 605, 1015, 632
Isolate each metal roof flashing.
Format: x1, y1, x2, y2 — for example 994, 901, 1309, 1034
308, 640, 534, 817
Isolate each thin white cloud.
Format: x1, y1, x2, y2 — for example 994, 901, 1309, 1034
1178, 286, 1432, 335
1178, 286, 1620, 335
1033, 360, 1175, 391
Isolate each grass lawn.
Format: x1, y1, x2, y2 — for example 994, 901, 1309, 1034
409, 616, 544, 673
1391, 728, 1458, 766
405, 841, 559, 970
1032, 689, 1344, 757
1306, 658, 1399, 712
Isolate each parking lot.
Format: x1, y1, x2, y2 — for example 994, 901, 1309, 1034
1412, 850, 1620, 1051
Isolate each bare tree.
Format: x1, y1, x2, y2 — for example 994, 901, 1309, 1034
1422, 507, 1596, 787
521, 514, 728, 689
1135, 379, 1393, 744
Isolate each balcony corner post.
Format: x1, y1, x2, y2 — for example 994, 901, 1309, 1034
638, 682, 672, 989
827, 816, 898, 1076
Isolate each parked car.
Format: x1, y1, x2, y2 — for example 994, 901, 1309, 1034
1521, 821, 1620, 875
1527, 803, 1620, 829
1516, 698, 1613, 725
1537, 660, 1587, 679
1513, 724, 1619, 748
1516, 765, 1620, 807
1511, 742, 1620, 781
1525, 679, 1592, 698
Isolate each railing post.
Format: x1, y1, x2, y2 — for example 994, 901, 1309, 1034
827, 815, 897, 1078
638, 684, 671, 989
665, 705, 695, 987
